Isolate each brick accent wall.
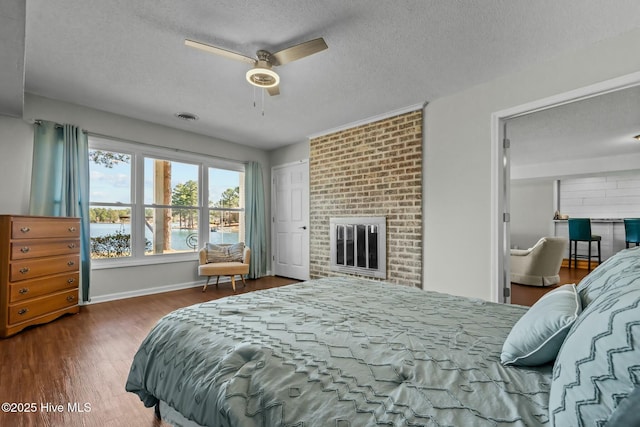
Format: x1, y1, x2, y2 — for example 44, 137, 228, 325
309, 110, 423, 287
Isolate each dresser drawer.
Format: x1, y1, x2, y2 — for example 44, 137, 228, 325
10, 255, 80, 282
11, 218, 80, 240
9, 272, 79, 303
9, 289, 78, 324
11, 239, 80, 260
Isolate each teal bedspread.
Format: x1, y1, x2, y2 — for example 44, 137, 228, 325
126, 277, 551, 426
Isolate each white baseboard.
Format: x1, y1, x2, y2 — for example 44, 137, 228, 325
85, 272, 274, 305
87, 277, 231, 305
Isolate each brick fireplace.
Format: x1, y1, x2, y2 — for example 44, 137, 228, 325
309, 109, 423, 287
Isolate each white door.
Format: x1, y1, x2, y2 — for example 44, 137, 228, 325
272, 160, 310, 280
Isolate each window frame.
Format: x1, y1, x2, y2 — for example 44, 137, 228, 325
88, 135, 245, 269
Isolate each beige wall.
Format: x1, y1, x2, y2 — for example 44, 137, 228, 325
510, 180, 555, 250
269, 140, 309, 168
424, 28, 640, 300
0, 115, 32, 214
309, 110, 423, 287
0, 93, 272, 302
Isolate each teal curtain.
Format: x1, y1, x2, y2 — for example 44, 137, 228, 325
30, 121, 91, 302
245, 161, 267, 278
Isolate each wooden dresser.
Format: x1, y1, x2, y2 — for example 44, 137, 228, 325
0, 215, 80, 338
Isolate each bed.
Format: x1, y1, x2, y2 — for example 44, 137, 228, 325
126, 247, 640, 427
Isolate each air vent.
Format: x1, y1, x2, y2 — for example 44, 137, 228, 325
175, 112, 199, 121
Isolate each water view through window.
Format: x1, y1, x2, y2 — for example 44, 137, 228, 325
88, 145, 244, 260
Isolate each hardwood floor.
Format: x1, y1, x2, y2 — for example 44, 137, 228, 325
0, 276, 299, 427
510, 266, 591, 306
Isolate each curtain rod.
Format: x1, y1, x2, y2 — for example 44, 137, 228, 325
32, 119, 249, 165
33, 119, 88, 133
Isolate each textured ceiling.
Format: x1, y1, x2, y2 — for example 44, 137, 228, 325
508, 85, 640, 170
16, 0, 640, 150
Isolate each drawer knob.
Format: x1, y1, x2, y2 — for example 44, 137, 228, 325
19, 267, 30, 274
18, 308, 29, 315
20, 227, 31, 233
20, 246, 30, 253
68, 226, 77, 232
67, 261, 75, 266
18, 288, 29, 295
67, 278, 75, 284
66, 295, 75, 302
68, 243, 76, 249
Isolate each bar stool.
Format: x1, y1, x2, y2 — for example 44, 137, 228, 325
568, 218, 601, 271
624, 218, 640, 248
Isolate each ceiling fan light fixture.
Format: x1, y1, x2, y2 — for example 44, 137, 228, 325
634, 134, 640, 141
246, 67, 280, 88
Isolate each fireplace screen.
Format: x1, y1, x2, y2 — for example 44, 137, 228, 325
330, 217, 386, 279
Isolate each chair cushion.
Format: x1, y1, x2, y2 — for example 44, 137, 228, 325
501, 284, 581, 366
199, 262, 249, 276
206, 242, 245, 263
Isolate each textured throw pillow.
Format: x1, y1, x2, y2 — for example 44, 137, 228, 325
549, 262, 640, 426
206, 242, 244, 263
606, 386, 640, 427
226, 242, 245, 262
501, 284, 581, 366
576, 246, 640, 308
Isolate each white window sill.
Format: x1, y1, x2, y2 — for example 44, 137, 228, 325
91, 252, 199, 270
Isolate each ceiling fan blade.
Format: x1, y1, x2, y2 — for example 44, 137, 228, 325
271, 37, 328, 66
267, 85, 280, 96
185, 39, 256, 65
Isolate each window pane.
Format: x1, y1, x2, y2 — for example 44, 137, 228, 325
208, 210, 242, 244
145, 208, 199, 255
89, 150, 131, 203
89, 206, 132, 259
145, 158, 199, 206
209, 168, 242, 208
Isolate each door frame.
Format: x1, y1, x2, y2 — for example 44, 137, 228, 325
270, 159, 310, 279
490, 71, 640, 303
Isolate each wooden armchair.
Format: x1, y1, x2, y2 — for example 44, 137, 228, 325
198, 243, 251, 292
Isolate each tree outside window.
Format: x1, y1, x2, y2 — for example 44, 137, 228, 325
88, 139, 245, 262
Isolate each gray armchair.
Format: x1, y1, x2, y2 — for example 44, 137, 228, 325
510, 237, 568, 286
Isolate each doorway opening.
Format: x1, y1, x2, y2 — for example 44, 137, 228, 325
491, 71, 640, 303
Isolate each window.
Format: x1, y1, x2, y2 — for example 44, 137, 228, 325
88, 149, 133, 259
88, 136, 245, 266
144, 158, 200, 255
208, 168, 245, 245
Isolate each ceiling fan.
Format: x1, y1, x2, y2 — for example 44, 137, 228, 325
185, 37, 328, 96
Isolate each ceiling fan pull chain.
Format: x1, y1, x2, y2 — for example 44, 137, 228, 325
253, 86, 256, 108
262, 88, 265, 116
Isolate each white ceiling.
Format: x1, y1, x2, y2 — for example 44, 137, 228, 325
508, 85, 640, 170
6, 0, 640, 150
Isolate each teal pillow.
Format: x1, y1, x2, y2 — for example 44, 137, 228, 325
577, 246, 640, 307
501, 284, 581, 366
606, 386, 640, 427
549, 285, 640, 426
